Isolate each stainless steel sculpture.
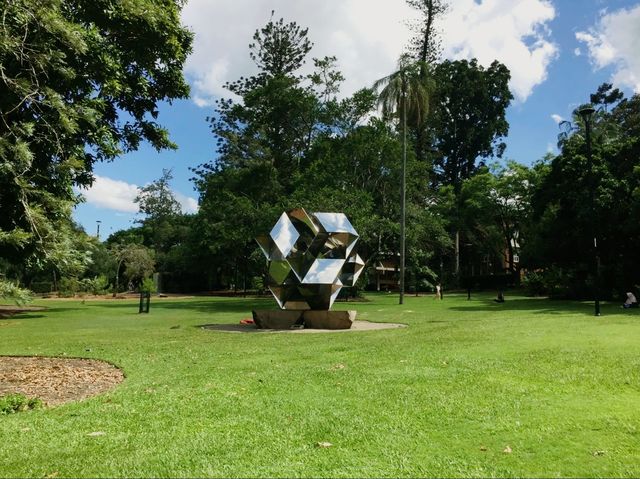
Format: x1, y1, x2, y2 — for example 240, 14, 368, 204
256, 208, 365, 310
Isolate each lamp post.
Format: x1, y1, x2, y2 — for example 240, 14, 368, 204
399, 75, 407, 305
96, 220, 102, 240
578, 105, 600, 316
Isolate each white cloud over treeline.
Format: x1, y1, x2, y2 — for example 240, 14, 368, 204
181, 0, 558, 104
79, 176, 198, 215
576, 4, 640, 93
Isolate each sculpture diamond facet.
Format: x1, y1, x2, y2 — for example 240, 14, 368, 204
257, 208, 363, 310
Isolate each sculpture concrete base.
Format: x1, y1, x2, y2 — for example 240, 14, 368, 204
303, 310, 356, 329
252, 310, 357, 330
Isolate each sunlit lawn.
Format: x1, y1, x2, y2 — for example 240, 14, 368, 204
0, 292, 639, 477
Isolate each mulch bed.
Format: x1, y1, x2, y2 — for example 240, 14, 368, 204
0, 356, 124, 406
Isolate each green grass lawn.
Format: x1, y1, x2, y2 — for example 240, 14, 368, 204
0, 292, 639, 478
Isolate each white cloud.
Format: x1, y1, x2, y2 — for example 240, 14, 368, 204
79, 175, 139, 213
182, 0, 415, 106
440, 0, 558, 101
175, 191, 199, 214
78, 175, 199, 215
576, 4, 640, 92
181, 0, 557, 105
574, 47, 582, 56
551, 113, 564, 124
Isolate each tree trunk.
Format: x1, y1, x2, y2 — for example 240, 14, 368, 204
455, 230, 460, 278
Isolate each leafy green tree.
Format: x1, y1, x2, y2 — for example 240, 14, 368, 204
136, 169, 182, 221
458, 161, 538, 280
193, 16, 341, 288
134, 168, 185, 267
431, 59, 512, 188
110, 243, 155, 293
374, 55, 433, 129
0, 0, 192, 271
428, 59, 512, 278
406, 0, 448, 65
0, 279, 32, 306
203, 15, 317, 189
195, 17, 449, 294
528, 84, 640, 298
374, 54, 434, 303
122, 245, 155, 291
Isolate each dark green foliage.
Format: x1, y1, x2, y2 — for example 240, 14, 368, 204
527, 84, 640, 298
135, 169, 182, 222
406, 0, 448, 65
521, 267, 586, 299
0, 0, 192, 268
140, 277, 157, 294
0, 280, 32, 305
193, 17, 450, 292
116, 244, 155, 290
249, 14, 313, 78
134, 169, 184, 274
431, 59, 513, 188
0, 394, 42, 415
453, 161, 541, 280
29, 281, 54, 294
374, 55, 434, 128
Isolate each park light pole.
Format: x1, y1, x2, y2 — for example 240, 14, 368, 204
578, 105, 600, 316
399, 74, 407, 305
96, 220, 102, 240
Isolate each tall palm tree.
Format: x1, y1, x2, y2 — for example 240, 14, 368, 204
374, 54, 433, 305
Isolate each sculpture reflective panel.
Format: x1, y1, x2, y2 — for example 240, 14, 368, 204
256, 208, 364, 310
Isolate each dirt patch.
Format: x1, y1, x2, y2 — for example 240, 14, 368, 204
0, 356, 124, 406
200, 320, 407, 334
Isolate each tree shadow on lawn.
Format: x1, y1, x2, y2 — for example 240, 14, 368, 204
37, 298, 275, 315
447, 296, 632, 318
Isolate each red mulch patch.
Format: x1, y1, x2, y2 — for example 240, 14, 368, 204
0, 356, 124, 406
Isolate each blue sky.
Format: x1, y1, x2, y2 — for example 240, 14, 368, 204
74, 0, 640, 239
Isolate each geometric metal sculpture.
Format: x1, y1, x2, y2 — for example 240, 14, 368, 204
256, 208, 365, 310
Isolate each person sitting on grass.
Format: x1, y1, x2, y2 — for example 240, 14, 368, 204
623, 292, 638, 309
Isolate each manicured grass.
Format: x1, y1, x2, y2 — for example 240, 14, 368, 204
0, 292, 639, 477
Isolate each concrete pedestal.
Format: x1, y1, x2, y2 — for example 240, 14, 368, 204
252, 310, 357, 330
252, 309, 302, 329
302, 310, 356, 329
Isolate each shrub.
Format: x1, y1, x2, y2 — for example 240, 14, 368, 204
58, 277, 80, 297
81, 276, 110, 295
522, 271, 545, 296
0, 280, 33, 306
140, 277, 157, 294
522, 266, 589, 299
0, 394, 42, 415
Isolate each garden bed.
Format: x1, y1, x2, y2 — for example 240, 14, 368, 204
0, 356, 124, 406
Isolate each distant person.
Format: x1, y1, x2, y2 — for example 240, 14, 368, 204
623, 292, 638, 309
435, 284, 443, 300
494, 291, 505, 303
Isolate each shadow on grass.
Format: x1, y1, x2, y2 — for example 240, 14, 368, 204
31, 295, 638, 321
38, 298, 274, 315
447, 296, 632, 318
